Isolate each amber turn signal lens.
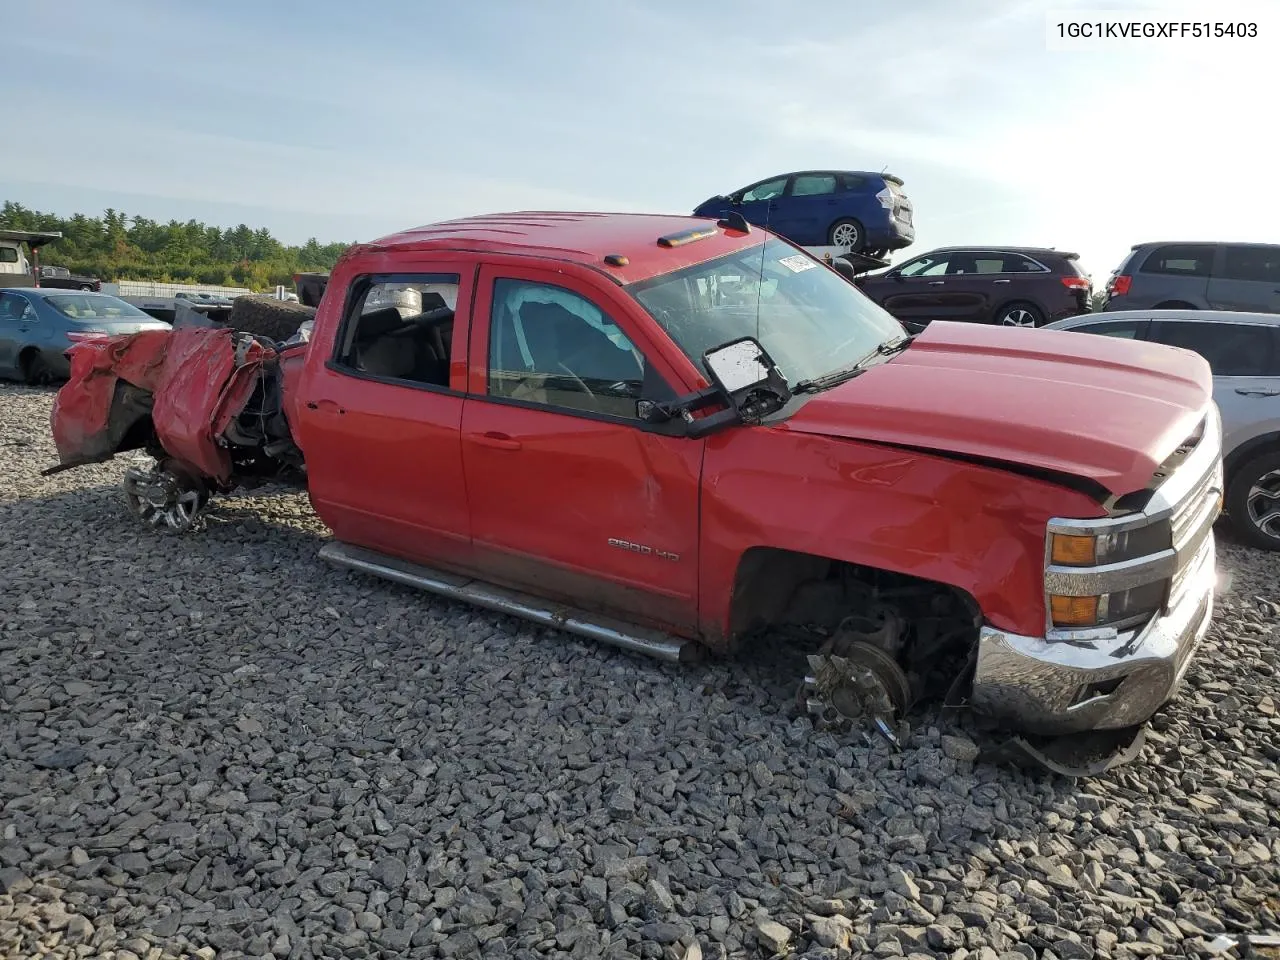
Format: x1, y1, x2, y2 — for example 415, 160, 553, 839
1050, 594, 1100, 627
1051, 533, 1096, 566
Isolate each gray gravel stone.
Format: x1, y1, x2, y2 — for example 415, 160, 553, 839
1, 383, 1278, 960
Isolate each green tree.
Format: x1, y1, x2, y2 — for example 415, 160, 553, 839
0, 202, 354, 291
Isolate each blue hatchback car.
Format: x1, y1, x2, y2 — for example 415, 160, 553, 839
692, 170, 915, 256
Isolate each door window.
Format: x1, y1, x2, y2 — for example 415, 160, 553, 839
1073, 319, 1147, 339
790, 174, 838, 197
488, 279, 670, 419
1221, 245, 1280, 284
1140, 244, 1215, 277
0, 247, 18, 263
740, 178, 787, 202
0, 293, 33, 321
1150, 320, 1277, 376
331, 274, 461, 389
898, 254, 951, 277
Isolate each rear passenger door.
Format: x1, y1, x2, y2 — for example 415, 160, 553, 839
1148, 318, 1280, 453
779, 173, 839, 246
459, 265, 703, 634
1207, 244, 1280, 314
296, 265, 477, 569
0, 292, 37, 376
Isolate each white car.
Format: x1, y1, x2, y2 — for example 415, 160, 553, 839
1045, 308, 1280, 550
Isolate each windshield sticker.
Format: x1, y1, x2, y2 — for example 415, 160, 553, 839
777, 254, 817, 273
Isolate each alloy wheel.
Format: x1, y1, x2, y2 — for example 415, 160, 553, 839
1246, 468, 1280, 541
831, 222, 861, 248
1000, 308, 1038, 327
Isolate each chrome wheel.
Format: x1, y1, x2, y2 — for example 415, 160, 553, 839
830, 221, 861, 249
1246, 468, 1280, 539
1000, 308, 1038, 327
123, 464, 210, 532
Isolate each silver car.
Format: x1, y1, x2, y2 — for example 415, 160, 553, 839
1044, 309, 1280, 550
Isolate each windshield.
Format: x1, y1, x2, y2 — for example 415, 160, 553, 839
628, 237, 905, 387
44, 294, 152, 321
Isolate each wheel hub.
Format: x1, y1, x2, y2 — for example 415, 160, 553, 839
798, 610, 913, 746
123, 464, 210, 532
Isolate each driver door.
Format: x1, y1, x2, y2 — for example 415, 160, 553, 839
459, 265, 703, 634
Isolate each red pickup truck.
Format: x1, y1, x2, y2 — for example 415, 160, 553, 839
45, 211, 1224, 774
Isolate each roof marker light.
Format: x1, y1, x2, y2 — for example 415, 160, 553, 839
603, 254, 629, 266
657, 226, 718, 248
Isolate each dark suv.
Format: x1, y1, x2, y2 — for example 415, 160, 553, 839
854, 246, 1091, 327
1102, 241, 1280, 314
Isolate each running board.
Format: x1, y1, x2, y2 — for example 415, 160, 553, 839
318, 541, 699, 663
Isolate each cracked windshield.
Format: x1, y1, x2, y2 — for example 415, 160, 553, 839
630, 237, 905, 387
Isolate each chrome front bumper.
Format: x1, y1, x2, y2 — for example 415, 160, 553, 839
972, 532, 1215, 734
972, 407, 1223, 737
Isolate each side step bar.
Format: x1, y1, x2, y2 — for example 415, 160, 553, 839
319, 541, 700, 663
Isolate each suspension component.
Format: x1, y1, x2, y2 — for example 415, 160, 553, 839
798, 608, 914, 747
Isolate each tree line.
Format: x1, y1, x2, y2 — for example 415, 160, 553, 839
1, 201, 352, 290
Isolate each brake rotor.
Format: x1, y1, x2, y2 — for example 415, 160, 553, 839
799, 640, 912, 746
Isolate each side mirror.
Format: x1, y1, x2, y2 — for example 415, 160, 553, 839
887, 269, 903, 281
704, 337, 774, 394
702, 337, 791, 410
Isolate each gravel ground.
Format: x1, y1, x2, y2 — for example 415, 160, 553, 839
1, 381, 1278, 960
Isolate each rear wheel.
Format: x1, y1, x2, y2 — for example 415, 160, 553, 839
78, 284, 94, 291
1226, 451, 1280, 551
1154, 301, 1197, 310
994, 301, 1044, 327
828, 218, 865, 253
20, 350, 54, 386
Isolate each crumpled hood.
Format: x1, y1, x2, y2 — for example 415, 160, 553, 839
779, 320, 1213, 496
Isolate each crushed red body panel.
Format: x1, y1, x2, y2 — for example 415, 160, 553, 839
50, 325, 277, 484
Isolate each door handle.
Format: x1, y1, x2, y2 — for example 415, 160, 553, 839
992, 279, 1010, 284
475, 431, 522, 451
927, 281, 945, 286
1235, 387, 1280, 397
305, 399, 345, 413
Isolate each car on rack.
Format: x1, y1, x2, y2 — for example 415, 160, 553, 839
1045, 307, 1280, 550
44, 211, 1222, 775
1101, 241, 1280, 314
854, 245, 1093, 328
37, 265, 102, 291
0, 288, 170, 384
692, 170, 914, 257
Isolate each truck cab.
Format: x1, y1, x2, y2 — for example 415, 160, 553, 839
46, 212, 1223, 772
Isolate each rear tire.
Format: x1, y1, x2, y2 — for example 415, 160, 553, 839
1154, 301, 1197, 310
828, 218, 865, 253
78, 284, 94, 291
21, 350, 54, 386
1226, 451, 1280, 551
226, 295, 318, 343
994, 301, 1044, 327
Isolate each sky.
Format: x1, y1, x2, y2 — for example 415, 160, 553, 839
3, 0, 1276, 281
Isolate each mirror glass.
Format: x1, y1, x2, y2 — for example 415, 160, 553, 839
706, 339, 770, 393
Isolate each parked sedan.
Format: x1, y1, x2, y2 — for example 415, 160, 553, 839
0, 288, 170, 384
692, 170, 915, 256
1045, 308, 1280, 550
855, 246, 1092, 328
